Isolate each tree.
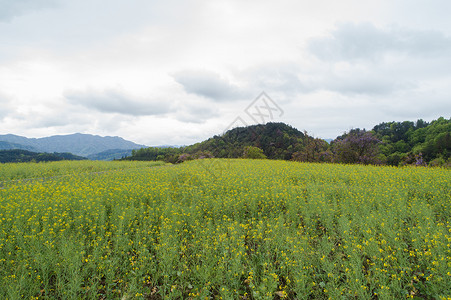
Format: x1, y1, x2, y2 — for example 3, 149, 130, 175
332, 130, 381, 164
292, 132, 331, 162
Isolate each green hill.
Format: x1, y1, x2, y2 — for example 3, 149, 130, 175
185, 122, 305, 159
127, 122, 306, 163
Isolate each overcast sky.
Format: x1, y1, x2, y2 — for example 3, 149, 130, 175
0, 0, 450, 146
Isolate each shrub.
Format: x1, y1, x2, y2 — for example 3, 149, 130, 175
243, 146, 267, 159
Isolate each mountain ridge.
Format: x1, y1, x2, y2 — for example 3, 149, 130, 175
0, 133, 147, 158
0, 149, 86, 163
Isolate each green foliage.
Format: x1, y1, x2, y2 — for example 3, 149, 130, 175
186, 122, 305, 160
128, 147, 181, 163
330, 130, 382, 165
292, 133, 331, 163
373, 117, 450, 166
243, 146, 267, 159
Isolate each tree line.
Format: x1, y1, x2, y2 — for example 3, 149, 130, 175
124, 117, 450, 167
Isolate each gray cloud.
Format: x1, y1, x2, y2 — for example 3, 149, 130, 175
173, 104, 219, 124
0, 0, 59, 22
173, 70, 249, 101
313, 71, 416, 96
241, 63, 310, 95
241, 61, 413, 97
300, 22, 451, 96
64, 88, 170, 116
308, 22, 451, 62
167, 96, 220, 124
15, 104, 141, 134
28, 111, 88, 128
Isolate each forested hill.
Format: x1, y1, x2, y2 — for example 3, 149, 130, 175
126, 117, 450, 167
128, 123, 306, 162
185, 122, 305, 159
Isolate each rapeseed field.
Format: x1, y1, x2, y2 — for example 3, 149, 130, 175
0, 159, 450, 299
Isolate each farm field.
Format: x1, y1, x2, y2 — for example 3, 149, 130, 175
0, 159, 450, 299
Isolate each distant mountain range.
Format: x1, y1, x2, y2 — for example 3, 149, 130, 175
0, 141, 37, 151
0, 133, 147, 160
0, 149, 86, 164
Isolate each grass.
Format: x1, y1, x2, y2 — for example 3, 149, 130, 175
0, 159, 450, 299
